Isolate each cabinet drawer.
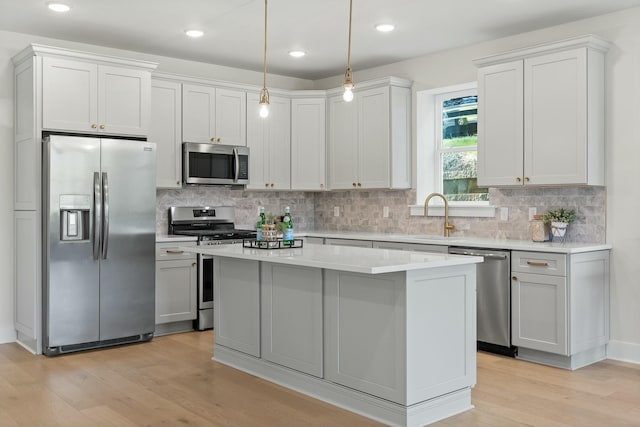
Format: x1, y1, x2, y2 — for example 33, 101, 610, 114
512, 251, 566, 276
156, 242, 197, 261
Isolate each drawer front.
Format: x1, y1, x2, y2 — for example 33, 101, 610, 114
512, 251, 566, 276
156, 242, 197, 261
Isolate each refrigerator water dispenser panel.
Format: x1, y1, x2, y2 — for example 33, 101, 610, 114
59, 194, 90, 241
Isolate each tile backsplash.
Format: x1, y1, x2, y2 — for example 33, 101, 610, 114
157, 186, 606, 243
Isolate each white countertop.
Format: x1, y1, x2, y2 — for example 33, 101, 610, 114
301, 231, 611, 254
180, 243, 483, 275
156, 234, 198, 243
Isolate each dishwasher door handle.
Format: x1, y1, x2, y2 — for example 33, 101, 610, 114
449, 250, 508, 260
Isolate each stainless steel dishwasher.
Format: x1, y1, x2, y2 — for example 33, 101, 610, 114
448, 247, 516, 357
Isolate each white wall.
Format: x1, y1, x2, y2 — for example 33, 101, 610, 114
316, 8, 640, 360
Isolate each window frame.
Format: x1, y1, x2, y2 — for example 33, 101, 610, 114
410, 82, 495, 218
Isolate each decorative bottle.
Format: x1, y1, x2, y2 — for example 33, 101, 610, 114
283, 206, 293, 245
256, 207, 266, 241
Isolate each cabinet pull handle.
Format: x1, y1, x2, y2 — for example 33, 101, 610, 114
516, 177, 522, 182
91, 124, 97, 129
265, 183, 269, 187
217, 137, 222, 142
177, 180, 181, 185
527, 261, 549, 267
166, 249, 184, 254
99, 124, 105, 130
512, 276, 518, 281
320, 183, 324, 188
357, 182, 362, 187
271, 183, 274, 188
352, 182, 357, 187
210, 137, 216, 143
524, 177, 530, 182
192, 262, 197, 267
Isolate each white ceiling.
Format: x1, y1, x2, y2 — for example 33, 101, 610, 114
0, 0, 638, 80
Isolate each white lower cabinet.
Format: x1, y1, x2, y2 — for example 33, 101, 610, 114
214, 257, 260, 357
261, 264, 323, 377
511, 250, 609, 369
155, 242, 197, 327
372, 241, 448, 253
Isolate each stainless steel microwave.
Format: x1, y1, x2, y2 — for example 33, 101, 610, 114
183, 142, 249, 186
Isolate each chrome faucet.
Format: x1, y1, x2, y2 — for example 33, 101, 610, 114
423, 193, 455, 237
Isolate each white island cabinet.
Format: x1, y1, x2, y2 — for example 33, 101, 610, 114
183, 243, 481, 427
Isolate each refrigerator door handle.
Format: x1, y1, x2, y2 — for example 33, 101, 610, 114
232, 147, 239, 183
93, 171, 101, 260
102, 172, 110, 259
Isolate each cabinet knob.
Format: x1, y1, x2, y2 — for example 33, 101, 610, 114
270, 183, 274, 188
512, 276, 518, 281
99, 124, 105, 130
357, 182, 362, 187
177, 181, 181, 185
352, 182, 357, 187
516, 177, 522, 182
265, 183, 269, 187
192, 262, 196, 267
217, 137, 222, 142
524, 177, 530, 182
210, 137, 216, 143
91, 124, 97, 129
320, 183, 324, 188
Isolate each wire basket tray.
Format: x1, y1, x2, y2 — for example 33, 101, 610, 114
243, 239, 304, 250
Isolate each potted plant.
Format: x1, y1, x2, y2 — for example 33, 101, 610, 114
542, 208, 576, 239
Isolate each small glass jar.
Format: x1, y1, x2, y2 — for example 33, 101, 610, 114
530, 214, 549, 242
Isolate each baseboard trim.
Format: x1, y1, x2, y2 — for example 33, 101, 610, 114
607, 340, 640, 364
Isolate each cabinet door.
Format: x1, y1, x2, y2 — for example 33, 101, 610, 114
15, 211, 40, 344
246, 92, 268, 189
215, 88, 246, 146
358, 86, 390, 189
291, 98, 326, 190
42, 57, 98, 133
261, 264, 323, 377
214, 258, 260, 357
155, 259, 197, 324
98, 65, 150, 136
512, 272, 568, 355
151, 79, 182, 188
266, 96, 291, 190
524, 49, 587, 185
182, 84, 216, 143
328, 95, 358, 189
477, 60, 524, 186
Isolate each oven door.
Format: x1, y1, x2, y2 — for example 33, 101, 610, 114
183, 142, 249, 185
198, 253, 214, 310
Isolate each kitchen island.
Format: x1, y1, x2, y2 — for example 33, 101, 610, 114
181, 243, 482, 427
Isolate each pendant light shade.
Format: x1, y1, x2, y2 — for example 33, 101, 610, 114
259, 0, 270, 118
342, 0, 354, 102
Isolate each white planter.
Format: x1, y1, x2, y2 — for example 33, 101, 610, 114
551, 221, 568, 238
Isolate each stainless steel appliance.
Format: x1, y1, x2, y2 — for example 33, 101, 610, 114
448, 247, 516, 357
43, 134, 156, 356
168, 206, 256, 330
183, 142, 249, 186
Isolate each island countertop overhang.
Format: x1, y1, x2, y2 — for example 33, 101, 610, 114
180, 243, 483, 274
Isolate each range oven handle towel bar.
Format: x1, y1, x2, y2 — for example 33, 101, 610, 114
102, 172, 110, 259
448, 249, 508, 260
93, 171, 101, 260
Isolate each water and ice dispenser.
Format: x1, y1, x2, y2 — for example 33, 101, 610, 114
59, 195, 90, 241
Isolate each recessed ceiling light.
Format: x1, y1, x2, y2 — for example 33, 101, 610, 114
375, 24, 395, 33
48, 3, 71, 12
185, 30, 204, 38
288, 51, 306, 58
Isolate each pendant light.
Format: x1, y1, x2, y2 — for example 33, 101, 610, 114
342, 0, 354, 102
259, 0, 270, 118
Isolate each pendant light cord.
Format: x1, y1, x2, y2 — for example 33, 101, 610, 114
346, 0, 353, 71
263, 0, 268, 90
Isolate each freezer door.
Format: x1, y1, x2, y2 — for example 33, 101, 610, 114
45, 135, 101, 347
99, 139, 156, 340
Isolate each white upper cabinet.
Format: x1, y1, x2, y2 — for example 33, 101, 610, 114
42, 56, 151, 136
291, 97, 326, 191
182, 84, 246, 146
246, 93, 291, 190
475, 35, 610, 187
151, 78, 182, 188
328, 78, 411, 190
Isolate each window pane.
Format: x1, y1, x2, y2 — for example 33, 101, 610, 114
442, 95, 477, 148
442, 151, 488, 202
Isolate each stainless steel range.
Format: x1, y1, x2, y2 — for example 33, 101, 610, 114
169, 206, 256, 330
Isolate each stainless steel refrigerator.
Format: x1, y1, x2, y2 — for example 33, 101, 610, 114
43, 134, 156, 356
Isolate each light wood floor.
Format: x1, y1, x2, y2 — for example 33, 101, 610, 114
1, 331, 639, 427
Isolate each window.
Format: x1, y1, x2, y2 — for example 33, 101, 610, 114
436, 90, 488, 202
413, 83, 494, 218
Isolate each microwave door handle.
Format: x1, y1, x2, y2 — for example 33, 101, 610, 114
93, 171, 101, 260
233, 147, 240, 183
